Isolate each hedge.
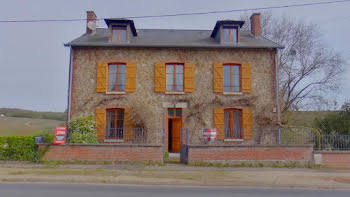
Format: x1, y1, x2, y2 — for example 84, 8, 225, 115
0, 136, 36, 161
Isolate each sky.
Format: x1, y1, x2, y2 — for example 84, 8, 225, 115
0, 0, 349, 112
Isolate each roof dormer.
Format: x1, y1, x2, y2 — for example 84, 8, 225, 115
104, 18, 137, 43
211, 20, 245, 44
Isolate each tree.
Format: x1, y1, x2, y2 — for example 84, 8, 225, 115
240, 12, 345, 112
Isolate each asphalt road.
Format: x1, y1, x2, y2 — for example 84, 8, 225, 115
1, 183, 350, 197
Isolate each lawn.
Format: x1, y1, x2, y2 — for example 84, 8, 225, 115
0, 116, 63, 136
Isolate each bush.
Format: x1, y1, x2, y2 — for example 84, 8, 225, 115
69, 114, 98, 144
0, 136, 36, 161
69, 132, 98, 144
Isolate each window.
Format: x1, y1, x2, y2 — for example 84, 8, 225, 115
112, 26, 127, 42
166, 63, 184, 92
108, 63, 126, 92
223, 27, 238, 43
223, 64, 241, 92
168, 108, 182, 118
224, 109, 242, 139
106, 109, 124, 139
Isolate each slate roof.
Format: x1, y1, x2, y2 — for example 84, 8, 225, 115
65, 28, 283, 49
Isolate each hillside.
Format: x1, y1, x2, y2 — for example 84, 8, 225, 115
0, 108, 66, 121
285, 111, 336, 127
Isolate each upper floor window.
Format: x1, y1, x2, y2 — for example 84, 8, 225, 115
108, 63, 126, 92
112, 26, 127, 43
166, 63, 184, 92
106, 109, 124, 139
223, 27, 238, 43
223, 64, 241, 92
224, 109, 242, 139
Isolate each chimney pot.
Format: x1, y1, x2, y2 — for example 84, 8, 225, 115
86, 11, 97, 34
250, 13, 261, 37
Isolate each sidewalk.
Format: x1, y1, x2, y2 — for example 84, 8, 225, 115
1, 162, 350, 189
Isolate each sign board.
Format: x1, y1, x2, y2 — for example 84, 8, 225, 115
53, 126, 67, 145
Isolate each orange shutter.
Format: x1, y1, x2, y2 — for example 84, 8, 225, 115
95, 108, 106, 141
123, 108, 134, 141
126, 62, 137, 92
242, 108, 253, 140
184, 62, 195, 93
96, 62, 108, 93
213, 108, 225, 140
154, 62, 166, 92
241, 62, 252, 94
213, 62, 223, 93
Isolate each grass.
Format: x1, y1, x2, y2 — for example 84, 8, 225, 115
0, 116, 63, 136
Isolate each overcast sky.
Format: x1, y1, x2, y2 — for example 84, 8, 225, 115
0, 0, 349, 112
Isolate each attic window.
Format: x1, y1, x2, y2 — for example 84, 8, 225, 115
223, 26, 238, 43
112, 25, 127, 43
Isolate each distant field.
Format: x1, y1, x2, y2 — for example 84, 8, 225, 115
0, 116, 63, 136
285, 111, 335, 127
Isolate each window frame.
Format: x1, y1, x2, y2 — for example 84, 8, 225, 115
223, 64, 242, 93
223, 26, 238, 43
165, 63, 184, 92
168, 108, 182, 118
106, 108, 125, 140
111, 25, 127, 43
107, 63, 126, 92
224, 108, 242, 139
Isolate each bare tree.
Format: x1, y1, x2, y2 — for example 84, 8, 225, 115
241, 12, 345, 112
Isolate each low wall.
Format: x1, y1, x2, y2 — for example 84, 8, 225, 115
186, 144, 314, 165
314, 151, 350, 168
38, 144, 164, 163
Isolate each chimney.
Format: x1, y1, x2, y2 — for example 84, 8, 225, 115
250, 13, 261, 37
86, 11, 97, 34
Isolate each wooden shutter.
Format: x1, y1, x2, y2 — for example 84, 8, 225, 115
95, 108, 106, 141
123, 108, 134, 141
213, 62, 223, 93
184, 62, 195, 93
96, 62, 108, 93
213, 108, 225, 140
242, 108, 253, 140
154, 62, 166, 92
241, 62, 252, 94
126, 62, 137, 92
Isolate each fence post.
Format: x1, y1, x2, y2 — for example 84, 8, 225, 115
317, 133, 321, 151
278, 127, 281, 145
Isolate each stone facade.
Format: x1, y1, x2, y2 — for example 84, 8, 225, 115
70, 46, 277, 148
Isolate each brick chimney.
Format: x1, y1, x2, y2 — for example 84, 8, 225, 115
86, 11, 97, 34
250, 13, 261, 37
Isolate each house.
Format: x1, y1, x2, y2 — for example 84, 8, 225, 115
65, 11, 283, 153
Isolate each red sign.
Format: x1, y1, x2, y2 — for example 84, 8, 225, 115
53, 126, 67, 145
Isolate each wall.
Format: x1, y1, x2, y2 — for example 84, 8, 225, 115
186, 144, 313, 164
39, 144, 163, 163
70, 47, 277, 147
314, 151, 350, 168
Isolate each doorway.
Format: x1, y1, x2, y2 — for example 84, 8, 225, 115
168, 108, 182, 153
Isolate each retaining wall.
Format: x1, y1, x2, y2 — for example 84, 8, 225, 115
314, 151, 350, 168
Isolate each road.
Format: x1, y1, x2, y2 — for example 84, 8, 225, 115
1, 183, 350, 197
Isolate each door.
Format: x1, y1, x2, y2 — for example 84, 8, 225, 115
171, 118, 182, 152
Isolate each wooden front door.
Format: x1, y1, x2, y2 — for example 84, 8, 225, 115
171, 118, 181, 152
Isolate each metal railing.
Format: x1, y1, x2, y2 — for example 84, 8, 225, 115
314, 134, 350, 151
105, 127, 164, 145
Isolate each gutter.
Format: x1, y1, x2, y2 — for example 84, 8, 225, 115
67, 46, 73, 126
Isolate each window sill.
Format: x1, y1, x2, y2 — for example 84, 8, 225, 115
165, 92, 185, 95
104, 139, 124, 143
223, 92, 243, 95
106, 92, 126, 95
224, 139, 244, 142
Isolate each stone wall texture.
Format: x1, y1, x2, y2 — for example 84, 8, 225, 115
70, 47, 277, 145
39, 144, 164, 162
187, 145, 314, 164
314, 151, 350, 168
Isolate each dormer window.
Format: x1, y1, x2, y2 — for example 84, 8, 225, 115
223, 27, 238, 43
112, 26, 127, 43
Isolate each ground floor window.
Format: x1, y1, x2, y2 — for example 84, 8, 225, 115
224, 109, 242, 139
106, 109, 124, 139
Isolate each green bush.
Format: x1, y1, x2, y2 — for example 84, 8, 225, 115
69, 114, 98, 144
69, 132, 98, 144
0, 136, 36, 161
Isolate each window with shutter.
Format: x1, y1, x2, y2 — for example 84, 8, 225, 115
154, 62, 166, 92
166, 63, 184, 92
224, 109, 242, 139
95, 108, 106, 141
96, 63, 108, 93
108, 64, 126, 92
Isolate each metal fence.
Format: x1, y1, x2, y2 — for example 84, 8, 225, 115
108, 127, 164, 145
314, 134, 350, 151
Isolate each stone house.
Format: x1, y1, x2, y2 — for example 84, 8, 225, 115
65, 11, 283, 153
